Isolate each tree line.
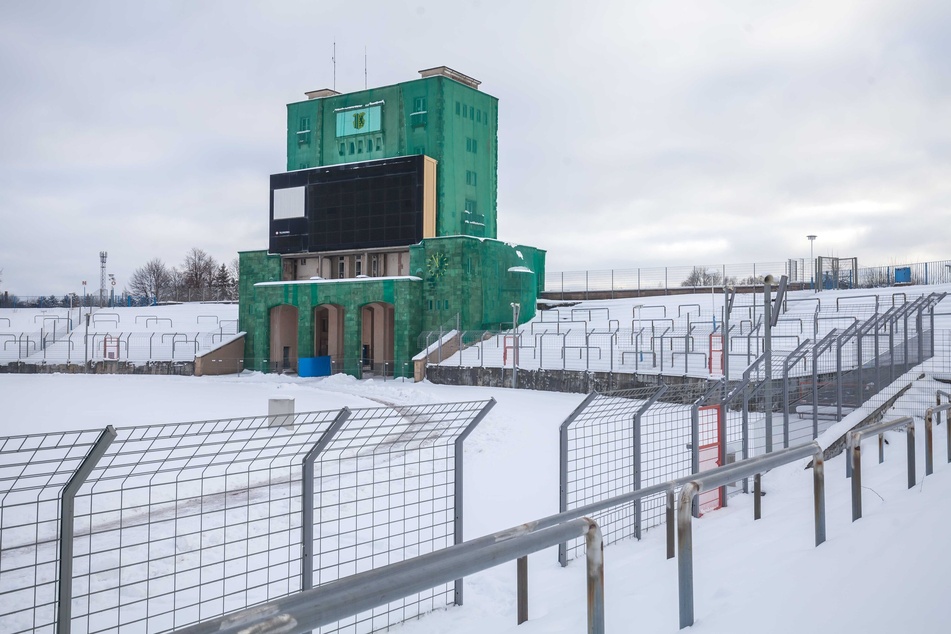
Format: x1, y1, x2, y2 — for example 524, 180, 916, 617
128, 248, 239, 303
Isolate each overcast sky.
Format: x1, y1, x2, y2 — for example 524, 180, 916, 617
1, 0, 949, 295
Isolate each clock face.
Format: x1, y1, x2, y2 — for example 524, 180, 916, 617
426, 252, 449, 278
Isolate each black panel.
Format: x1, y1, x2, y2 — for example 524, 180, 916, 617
268, 155, 425, 254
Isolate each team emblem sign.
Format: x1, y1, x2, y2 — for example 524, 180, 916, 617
353, 111, 366, 129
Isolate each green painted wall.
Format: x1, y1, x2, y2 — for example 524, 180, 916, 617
410, 236, 545, 331
286, 75, 498, 239
239, 249, 422, 376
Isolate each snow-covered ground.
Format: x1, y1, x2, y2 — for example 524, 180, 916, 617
1, 368, 949, 633
437, 284, 951, 379
0, 304, 238, 364
2, 284, 950, 633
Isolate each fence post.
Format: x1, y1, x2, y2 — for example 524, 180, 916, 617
453, 398, 497, 603
57, 426, 118, 634
301, 408, 352, 591
558, 392, 599, 566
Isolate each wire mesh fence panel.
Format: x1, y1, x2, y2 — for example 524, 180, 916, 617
0, 428, 108, 634
560, 381, 724, 563
310, 400, 491, 634
0, 400, 491, 634
68, 410, 345, 634
559, 386, 664, 563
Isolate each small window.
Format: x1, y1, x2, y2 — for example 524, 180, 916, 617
465, 199, 477, 214
355, 257, 362, 277
413, 96, 426, 112
339, 143, 345, 156
476, 110, 481, 123
462, 104, 468, 118
470, 108, 474, 121
429, 300, 434, 310
465, 138, 471, 152
349, 141, 355, 154
376, 136, 382, 151
299, 117, 310, 131
466, 170, 477, 186
472, 138, 477, 154
338, 258, 345, 279
456, 101, 461, 115
357, 139, 363, 153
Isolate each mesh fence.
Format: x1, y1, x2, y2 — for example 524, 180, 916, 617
0, 400, 492, 634
559, 381, 728, 563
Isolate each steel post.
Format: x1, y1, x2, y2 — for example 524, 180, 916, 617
517, 556, 528, 624
586, 522, 605, 634
57, 426, 118, 634
558, 393, 598, 567
302, 408, 351, 591
454, 398, 497, 602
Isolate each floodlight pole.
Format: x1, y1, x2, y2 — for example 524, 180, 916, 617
807, 235, 817, 292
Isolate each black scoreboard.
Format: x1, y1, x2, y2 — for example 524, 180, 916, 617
269, 155, 428, 254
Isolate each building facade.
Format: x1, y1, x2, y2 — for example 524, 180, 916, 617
239, 67, 545, 377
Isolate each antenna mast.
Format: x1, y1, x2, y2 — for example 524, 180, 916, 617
99, 251, 108, 308
332, 42, 336, 91
364, 46, 367, 89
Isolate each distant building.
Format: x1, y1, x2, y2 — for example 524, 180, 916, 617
239, 66, 545, 377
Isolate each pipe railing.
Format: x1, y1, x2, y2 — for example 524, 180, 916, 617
925, 401, 951, 466
676, 441, 826, 629
172, 517, 605, 634
847, 414, 935, 521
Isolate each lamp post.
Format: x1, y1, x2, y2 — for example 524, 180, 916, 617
807, 235, 817, 292
633, 304, 644, 366
510, 302, 520, 389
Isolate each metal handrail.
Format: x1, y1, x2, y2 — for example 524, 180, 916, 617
172, 517, 605, 634
847, 414, 934, 521
925, 402, 951, 466
676, 441, 826, 629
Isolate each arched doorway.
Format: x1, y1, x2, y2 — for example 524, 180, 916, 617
269, 304, 299, 373
360, 302, 395, 376
313, 304, 345, 371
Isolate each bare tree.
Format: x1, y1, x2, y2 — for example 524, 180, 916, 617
129, 258, 173, 302
681, 266, 723, 287
228, 257, 239, 300
181, 248, 217, 292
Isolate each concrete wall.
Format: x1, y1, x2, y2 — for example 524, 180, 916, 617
194, 335, 246, 376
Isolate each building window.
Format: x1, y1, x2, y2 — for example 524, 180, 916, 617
466, 170, 477, 186
470, 107, 474, 121
371, 255, 379, 277
462, 104, 468, 118
299, 117, 310, 131
338, 258, 345, 279
413, 96, 426, 112
358, 139, 363, 153
465, 138, 471, 152
476, 109, 481, 123
355, 256, 363, 276
339, 143, 345, 156
349, 141, 355, 154
376, 136, 382, 151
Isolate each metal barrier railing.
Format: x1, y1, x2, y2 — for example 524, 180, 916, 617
171, 517, 606, 634
845, 409, 944, 521
926, 401, 951, 466
676, 441, 826, 628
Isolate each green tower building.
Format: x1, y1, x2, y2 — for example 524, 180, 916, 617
239, 67, 545, 378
